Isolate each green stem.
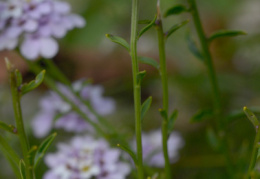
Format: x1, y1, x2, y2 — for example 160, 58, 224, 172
43, 60, 113, 129
155, 7, 171, 179
43, 59, 126, 144
27, 60, 128, 146
43, 59, 71, 85
130, 0, 144, 178
26, 61, 108, 139
188, 0, 235, 176
188, 0, 221, 115
9, 69, 33, 179
247, 126, 260, 178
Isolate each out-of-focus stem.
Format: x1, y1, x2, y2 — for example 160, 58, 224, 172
27, 60, 128, 146
247, 126, 260, 177
0, 135, 21, 179
26, 61, 106, 137
188, 0, 235, 177
188, 0, 221, 115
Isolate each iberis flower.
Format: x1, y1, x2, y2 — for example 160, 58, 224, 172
44, 135, 131, 179
132, 129, 184, 167
0, 0, 85, 60
32, 80, 115, 138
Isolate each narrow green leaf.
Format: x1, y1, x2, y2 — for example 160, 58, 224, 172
138, 20, 152, 24
34, 133, 57, 168
208, 30, 246, 42
165, 20, 189, 39
0, 121, 17, 134
5, 58, 14, 72
137, 70, 146, 85
27, 146, 38, 166
6, 156, 21, 179
117, 144, 137, 165
19, 160, 26, 179
0, 135, 20, 166
190, 108, 214, 123
138, 14, 157, 39
167, 110, 178, 134
159, 109, 168, 121
244, 106, 259, 128
257, 148, 260, 160
164, 4, 188, 17
138, 56, 159, 69
141, 96, 152, 120
21, 70, 45, 95
105, 34, 130, 51
15, 70, 23, 87
206, 127, 219, 150
187, 33, 204, 61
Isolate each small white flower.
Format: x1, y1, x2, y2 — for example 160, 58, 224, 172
132, 129, 184, 167
44, 136, 131, 179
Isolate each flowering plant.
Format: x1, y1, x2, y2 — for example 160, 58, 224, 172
0, 0, 259, 179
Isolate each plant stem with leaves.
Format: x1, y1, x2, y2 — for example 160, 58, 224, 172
131, 0, 144, 178
188, 0, 221, 115
155, 3, 171, 179
187, 0, 240, 176
6, 61, 34, 179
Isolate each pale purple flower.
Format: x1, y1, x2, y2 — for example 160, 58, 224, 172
0, 34, 18, 50
32, 80, 116, 138
0, 0, 85, 60
44, 135, 131, 179
21, 35, 58, 59
132, 129, 184, 167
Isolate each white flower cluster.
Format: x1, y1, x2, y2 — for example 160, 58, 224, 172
44, 136, 130, 179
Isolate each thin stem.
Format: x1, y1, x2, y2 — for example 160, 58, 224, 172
43, 59, 71, 85
130, 0, 144, 178
155, 4, 171, 178
188, 0, 221, 115
43, 59, 125, 143
247, 126, 260, 178
27, 60, 128, 146
9, 68, 33, 179
188, 0, 235, 176
26, 61, 109, 139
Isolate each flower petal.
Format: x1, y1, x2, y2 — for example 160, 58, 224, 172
23, 19, 38, 32
31, 111, 55, 138
21, 37, 40, 60
39, 37, 58, 59
69, 14, 86, 28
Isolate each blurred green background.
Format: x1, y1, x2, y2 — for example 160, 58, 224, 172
1, 0, 260, 178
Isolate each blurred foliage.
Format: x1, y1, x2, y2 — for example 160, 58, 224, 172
1, 0, 260, 178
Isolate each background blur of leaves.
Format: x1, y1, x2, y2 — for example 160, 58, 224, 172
1, 0, 260, 178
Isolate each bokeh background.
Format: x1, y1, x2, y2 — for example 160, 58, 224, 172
1, 0, 260, 178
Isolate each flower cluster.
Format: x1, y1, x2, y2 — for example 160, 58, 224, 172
132, 129, 184, 167
44, 135, 131, 179
32, 80, 115, 138
0, 0, 85, 60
